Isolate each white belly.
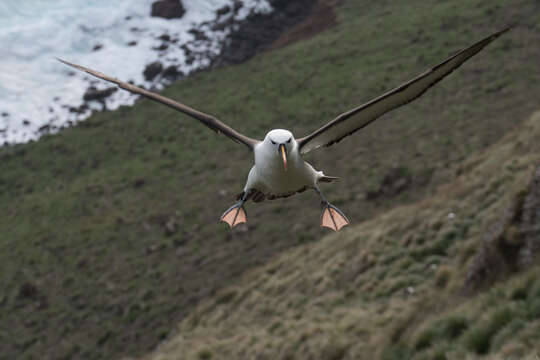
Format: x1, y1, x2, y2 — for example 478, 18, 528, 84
245, 146, 321, 195
258, 160, 314, 193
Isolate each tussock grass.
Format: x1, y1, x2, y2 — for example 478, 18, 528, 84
145, 111, 540, 359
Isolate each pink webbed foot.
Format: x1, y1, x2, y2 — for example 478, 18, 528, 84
220, 203, 247, 228
321, 203, 350, 231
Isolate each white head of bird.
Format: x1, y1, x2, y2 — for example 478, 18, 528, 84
261, 129, 296, 172
57, 28, 509, 231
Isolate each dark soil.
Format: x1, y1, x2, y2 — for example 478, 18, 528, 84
212, 0, 337, 67
270, 0, 341, 50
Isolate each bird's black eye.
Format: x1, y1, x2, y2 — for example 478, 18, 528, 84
287, 138, 291, 143
271, 140, 276, 145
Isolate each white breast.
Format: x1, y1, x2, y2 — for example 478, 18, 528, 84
249, 142, 319, 195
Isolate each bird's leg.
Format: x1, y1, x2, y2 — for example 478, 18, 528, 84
314, 186, 350, 231
220, 189, 251, 228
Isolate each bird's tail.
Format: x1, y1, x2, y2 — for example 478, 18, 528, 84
319, 176, 340, 183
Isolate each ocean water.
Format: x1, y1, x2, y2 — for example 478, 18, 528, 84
0, 0, 271, 145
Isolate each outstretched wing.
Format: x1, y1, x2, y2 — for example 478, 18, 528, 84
57, 58, 260, 150
296, 28, 509, 154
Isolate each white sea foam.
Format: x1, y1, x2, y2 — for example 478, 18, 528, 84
0, 0, 272, 145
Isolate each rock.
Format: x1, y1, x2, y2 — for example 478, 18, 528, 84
216, 5, 231, 17
188, 28, 208, 41
151, 0, 185, 19
211, 17, 234, 32
232, 0, 243, 14
38, 124, 50, 133
181, 44, 195, 65
83, 86, 117, 102
162, 65, 181, 80
159, 34, 171, 42
69, 104, 89, 114
92, 44, 103, 51
143, 61, 163, 81
212, 0, 318, 67
127, 40, 137, 46
153, 43, 168, 51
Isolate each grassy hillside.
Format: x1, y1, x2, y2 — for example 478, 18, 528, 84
143, 110, 540, 359
2, 0, 540, 359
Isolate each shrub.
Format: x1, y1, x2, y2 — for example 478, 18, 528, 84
526, 297, 540, 319
414, 316, 468, 350
463, 307, 514, 354
490, 318, 526, 351
415, 329, 436, 350
434, 266, 453, 288
198, 349, 213, 360
440, 316, 468, 339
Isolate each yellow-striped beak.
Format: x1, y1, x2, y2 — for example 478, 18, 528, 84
279, 144, 287, 172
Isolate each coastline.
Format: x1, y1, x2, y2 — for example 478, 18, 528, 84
0, 0, 336, 147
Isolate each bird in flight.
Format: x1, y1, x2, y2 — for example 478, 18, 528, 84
58, 28, 508, 231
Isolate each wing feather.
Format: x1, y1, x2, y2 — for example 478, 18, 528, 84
57, 58, 259, 150
297, 28, 510, 154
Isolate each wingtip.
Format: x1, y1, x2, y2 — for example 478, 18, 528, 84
56, 57, 82, 71
476, 27, 512, 46
479, 27, 512, 48
55, 57, 71, 66
55, 58, 121, 86
494, 26, 512, 38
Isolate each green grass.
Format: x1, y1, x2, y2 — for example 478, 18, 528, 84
2, 0, 540, 359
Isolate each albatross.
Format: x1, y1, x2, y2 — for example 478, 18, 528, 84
58, 28, 508, 231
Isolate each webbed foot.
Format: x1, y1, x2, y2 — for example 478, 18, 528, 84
220, 202, 247, 228
321, 203, 350, 231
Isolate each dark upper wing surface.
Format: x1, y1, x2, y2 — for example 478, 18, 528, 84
297, 28, 509, 154
58, 58, 260, 150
